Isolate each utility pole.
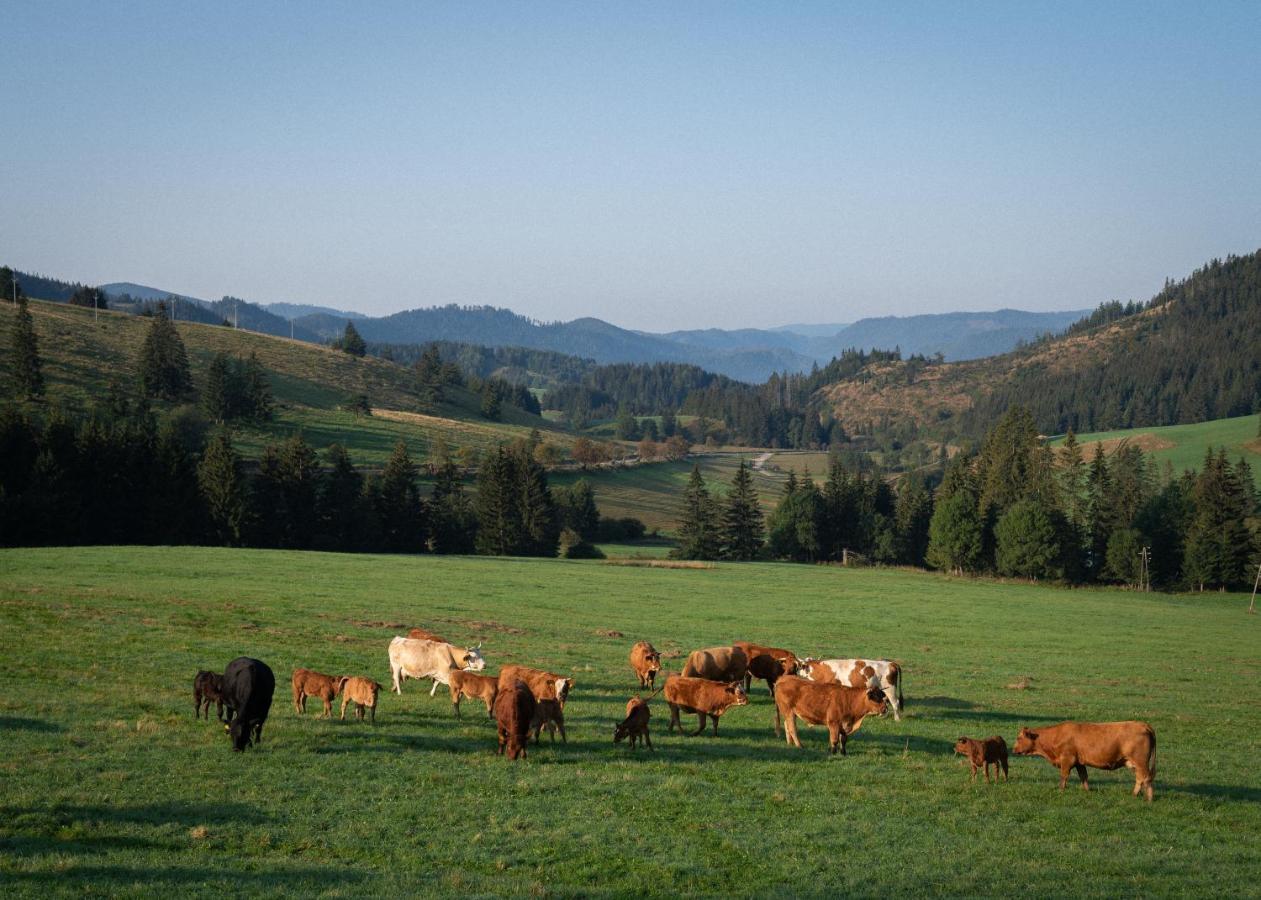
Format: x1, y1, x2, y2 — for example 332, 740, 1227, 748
234, 300, 239, 329
1250, 563, 1259, 614
1139, 546, 1151, 592
10, 271, 16, 305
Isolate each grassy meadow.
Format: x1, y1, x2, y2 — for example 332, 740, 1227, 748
2, 547, 1259, 897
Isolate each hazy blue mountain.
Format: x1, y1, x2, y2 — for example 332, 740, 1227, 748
829, 309, 1091, 361
264, 302, 367, 320
101, 282, 211, 307
768, 322, 851, 337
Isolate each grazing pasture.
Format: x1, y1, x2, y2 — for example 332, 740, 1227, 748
1, 547, 1259, 896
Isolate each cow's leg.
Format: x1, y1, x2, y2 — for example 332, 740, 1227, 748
785, 714, 801, 748
886, 685, 900, 721
392, 665, 402, 694
668, 703, 680, 734
1058, 764, 1073, 790
1075, 764, 1090, 790
558, 719, 567, 744
839, 730, 848, 756
691, 713, 706, 737
322, 696, 332, 718
645, 729, 654, 751
340, 695, 349, 720
711, 715, 721, 737
828, 722, 840, 754
970, 763, 978, 782
429, 678, 440, 697
215, 699, 224, 722
1000, 758, 1008, 782
985, 762, 993, 783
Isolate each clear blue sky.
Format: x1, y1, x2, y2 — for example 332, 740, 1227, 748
4, 2, 1259, 330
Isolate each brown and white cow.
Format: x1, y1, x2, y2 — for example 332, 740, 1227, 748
798, 657, 904, 720
681, 646, 748, 684
773, 675, 887, 755
732, 641, 798, 696
629, 641, 662, 689
663, 675, 748, 737
1013, 721, 1156, 800
388, 636, 485, 695
497, 665, 573, 708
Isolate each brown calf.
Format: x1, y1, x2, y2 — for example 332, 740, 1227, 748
629, 641, 662, 689
448, 669, 499, 718
733, 641, 799, 696
340, 677, 382, 723
954, 735, 1009, 783
663, 675, 748, 737
773, 675, 887, 755
1013, 721, 1156, 800
194, 670, 227, 721
494, 680, 536, 760
529, 698, 567, 744
407, 627, 447, 643
498, 665, 573, 708
614, 697, 653, 750
681, 646, 749, 683
291, 668, 348, 718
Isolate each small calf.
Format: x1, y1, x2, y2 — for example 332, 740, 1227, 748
529, 698, 567, 744
614, 697, 653, 750
954, 735, 1009, 783
292, 668, 348, 718
495, 680, 536, 760
194, 670, 227, 721
407, 627, 447, 643
340, 676, 382, 723
448, 669, 499, 718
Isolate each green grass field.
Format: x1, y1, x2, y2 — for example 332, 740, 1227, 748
2, 547, 1259, 896
1051, 414, 1261, 487
552, 455, 789, 534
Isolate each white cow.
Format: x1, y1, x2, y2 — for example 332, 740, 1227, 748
797, 657, 904, 721
388, 637, 485, 695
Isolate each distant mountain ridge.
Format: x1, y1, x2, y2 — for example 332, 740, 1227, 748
20, 271, 1091, 382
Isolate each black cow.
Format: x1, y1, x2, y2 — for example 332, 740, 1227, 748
222, 657, 275, 752
194, 670, 227, 721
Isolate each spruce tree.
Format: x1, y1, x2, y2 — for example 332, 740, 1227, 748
242, 353, 273, 422
720, 460, 764, 560
556, 478, 600, 540
480, 382, 502, 421
475, 446, 522, 555
376, 440, 425, 552
429, 447, 477, 554
673, 465, 720, 560
660, 408, 677, 438
339, 320, 366, 356
10, 295, 44, 399
893, 474, 934, 566
317, 443, 365, 551
517, 447, 559, 556
138, 303, 192, 401
768, 471, 822, 561
197, 429, 247, 545
275, 433, 319, 548
201, 352, 232, 422
926, 492, 984, 575
994, 498, 1062, 581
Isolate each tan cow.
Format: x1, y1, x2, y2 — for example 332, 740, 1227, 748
1013, 721, 1156, 800
681, 646, 748, 683
497, 665, 573, 708
629, 641, 662, 689
733, 641, 798, 696
448, 669, 499, 718
773, 675, 887, 755
663, 675, 748, 737
388, 636, 485, 695
340, 677, 382, 723
291, 668, 348, 718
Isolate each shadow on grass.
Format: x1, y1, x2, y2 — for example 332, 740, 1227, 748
916, 696, 978, 709
0, 716, 63, 733
1169, 783, 1261, 803
2, 801, 272, 828
2, 864, 365, 891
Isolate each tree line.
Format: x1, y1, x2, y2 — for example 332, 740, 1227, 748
674, 406, 1260, 591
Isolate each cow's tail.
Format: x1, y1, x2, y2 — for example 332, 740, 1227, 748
896, 666, 905, 711
1148, 731, 1157, 779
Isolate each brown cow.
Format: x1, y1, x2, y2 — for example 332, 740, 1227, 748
529, 698, 567, 744
407, 627, 447, 643
629, 641, 662, 689
614, 697, 653, 750
291, 668, 348, 718
681, 646, 748, 684
733, 641, 799, 696
498, 665, 573, 708
1013, 721, 1156, 800
448, 669, 499, 718
194, 670, 227, 721
663, 675, 748, 737
954, 735, 1009, 783
773, 675, 887, 755
494, 680, 536, 760
339, 677, 382, 723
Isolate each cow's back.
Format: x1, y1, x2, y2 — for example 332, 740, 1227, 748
682, 646, 747, 681
1047, 721, 1155, 767
224, 657, 275, 718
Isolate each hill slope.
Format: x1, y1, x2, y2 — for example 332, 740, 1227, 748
0, 299, 572, 466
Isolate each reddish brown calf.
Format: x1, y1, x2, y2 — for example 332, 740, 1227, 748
954, 735, 1009, 783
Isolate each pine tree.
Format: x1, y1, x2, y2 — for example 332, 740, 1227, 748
673, 465, 720, 560
414, 345, 445, 406
138, 303, 192, 401
926, 492, 984, 575
767, 472, 822, 561
1104, 527, 1144, 587
276, 433, 319, 548
614, 405, 640, 441
480, 382, 502, 421
10, 295, 44, 399
197, 429, 247, 545
339, 321, 366, 357
429, 447, 477, 554
660, 408, 677, 438
201, 352, 232, 423
893, 474, 934, 566
147, 421, 204, 544
376, 440, 425, 552
517, 447, 559, 556
720, 460, 765, 560
249, 443, 285, 547
1057, 428, 1087, 527
242, 353, 273, 422
475, 446, 522, 555
994, 498, 1063, 581
317, 443, 365, 551
556, 478, 600, 540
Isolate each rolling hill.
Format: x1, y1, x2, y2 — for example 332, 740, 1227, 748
0, 298, 576, 467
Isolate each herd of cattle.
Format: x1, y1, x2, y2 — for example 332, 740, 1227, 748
192, 631, 1157, 800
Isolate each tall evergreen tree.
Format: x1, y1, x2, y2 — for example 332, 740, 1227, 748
480, 381, 502, 421
720, 460, 764, 560
475, 446, 522, 555
994, 498, 1063, 581
767, 472, 822, 561
198, 429, 247, 545
429, 446, 477, 554
317, 443, 365, 551
138, 303, 192, 401
275, 433, 319, 549
517, 447, 559, 556
375, 440, 426, 552
242, 353, 274, 422
926, 492, 984, 575
339, 320, 366, 357
673, 465, 720, 560
893, 474, 934, 566
555, 478, 600, 540
9, 294, 44, 399
201, 352, 232, 423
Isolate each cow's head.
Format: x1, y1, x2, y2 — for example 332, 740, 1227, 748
796, 658, 819, 679
726, 682, 749, 706
952, 737, 975, 756
461, 645, 486, 671
864, 687, 888, 716
1012, 727, 1038, 756
613, 715, 635, 743
777, 655, 799, 677
555, 677, 572, 703
645, 652, 662, 674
